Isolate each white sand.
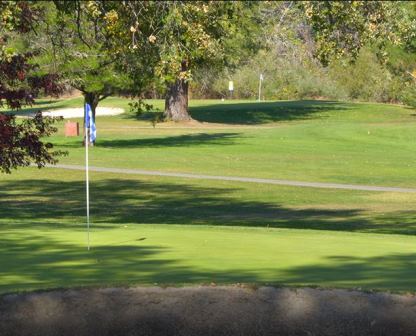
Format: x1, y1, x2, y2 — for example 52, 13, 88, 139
41, 107, 124, 118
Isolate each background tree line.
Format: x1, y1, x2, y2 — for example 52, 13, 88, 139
187, 2, 416, 105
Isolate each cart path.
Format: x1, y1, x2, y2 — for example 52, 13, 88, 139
42, 164, 416, 193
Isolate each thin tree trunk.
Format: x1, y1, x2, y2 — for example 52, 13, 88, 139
164, 61, 191, 121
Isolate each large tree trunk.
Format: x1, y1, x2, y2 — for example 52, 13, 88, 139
164, 61, 191, 121
83, 92, 99, 146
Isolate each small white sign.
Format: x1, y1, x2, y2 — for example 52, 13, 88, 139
260, 74, 264, 81
228, 81, 234, 91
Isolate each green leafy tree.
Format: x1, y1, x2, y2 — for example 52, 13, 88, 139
384, 2, 416, 107
0, 1, 65, 173
156, 2, 259, 120
303, 1, 414, 65
109, 1, 261, 121
27, 1, 155, 131
185, 1, 416, 105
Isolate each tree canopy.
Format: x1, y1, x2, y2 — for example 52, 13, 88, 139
2, 0, 416, 173
303, 1, 415, 65
26, 1, 154, 120
0, 1, 64, 173
102, 1, 261, 121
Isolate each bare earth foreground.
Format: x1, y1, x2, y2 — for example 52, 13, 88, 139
2, 286, 416, 336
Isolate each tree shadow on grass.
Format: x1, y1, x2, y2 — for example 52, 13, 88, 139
1, 178, 416, 235
118, 100, 350, 124
2, 176, 416, 293
282, 253, 416, 292
189, 100, 351, 125
2, 100, 68, 116
2, 107, 45, 116
0, 234, 189, 293
2, 232, 416, 294
60, 132, 243, 149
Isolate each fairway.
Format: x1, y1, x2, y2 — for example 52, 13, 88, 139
2, 99, 416, 294
46, 98, 416, 187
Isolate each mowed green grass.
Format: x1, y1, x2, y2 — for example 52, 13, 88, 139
1, 168, 416, 294
1, 98, 416, 294
24, 96, 416, 187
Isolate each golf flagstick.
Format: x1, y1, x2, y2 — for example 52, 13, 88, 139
85, 104, 90, 251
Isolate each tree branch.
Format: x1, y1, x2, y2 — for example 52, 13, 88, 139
76, 1, 91, 49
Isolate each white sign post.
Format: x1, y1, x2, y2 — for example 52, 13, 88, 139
258, 73, 264, 101
228, 81, 234, 99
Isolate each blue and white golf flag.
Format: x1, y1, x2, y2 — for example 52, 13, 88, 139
85, 103, 96, 143
84, 103, 96, 251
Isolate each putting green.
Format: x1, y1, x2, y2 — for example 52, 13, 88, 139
1, 168, 416, 294
2, 220, 416, 294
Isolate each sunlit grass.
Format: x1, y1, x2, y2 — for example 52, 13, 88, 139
2, 98, 416, 294
2, 168, 416, 293
42, 98, 416, 188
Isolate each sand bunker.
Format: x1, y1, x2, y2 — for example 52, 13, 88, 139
41, 107, 124, 118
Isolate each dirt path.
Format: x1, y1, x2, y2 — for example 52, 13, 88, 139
47, 164, 416, 193
1, 286, 416, 336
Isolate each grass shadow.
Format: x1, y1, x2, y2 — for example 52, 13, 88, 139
1, 177, 416, 235
1, 99, 71, 116
97, 133, 241, 148
2, 177, 416, 293
58, 132, 243, 149
283, 253, 416, 291
1, 232, 416, 293
189, 100, 350, 124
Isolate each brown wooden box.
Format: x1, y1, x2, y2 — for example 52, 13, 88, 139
64, 121, 79, 137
